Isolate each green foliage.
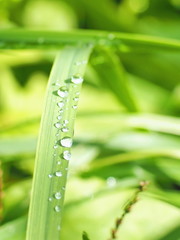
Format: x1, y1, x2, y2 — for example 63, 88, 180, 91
0, 1, 180, 240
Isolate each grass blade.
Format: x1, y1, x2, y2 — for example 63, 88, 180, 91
26, 45, 92, 240
0, 29, 180, 51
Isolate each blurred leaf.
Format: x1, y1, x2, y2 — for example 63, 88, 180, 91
82, 231, 90, 240
91, 47, 138, 112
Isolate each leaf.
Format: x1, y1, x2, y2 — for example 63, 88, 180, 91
91, 47, 138, 111
26, 45, 92, 240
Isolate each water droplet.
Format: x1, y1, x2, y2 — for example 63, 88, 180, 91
72, 105, 78, 109
73, 97, 79, 102
76, 92, 80, 95
63, 150, 71, 161
65, 167, 68, 171
63, 120, 69, 124
57, 88, 68, 98
59, 109, 63, 113
61, 127, 69, 132
55, 83, 60, 86
48, 174, 53, 178
54, 192, 62, 200
55, 171, 62, 177
48, 197, 53, 201
62, 186, 65, 190
57, 225, 61, 231
74, 61, 81, 66
53, 145, 58, 149
106, 177, 117, 188
54, 122, 61, 128
57, 161, 61, 165
60, 137, 72, 148
57, 115, 62, 120
54, 205, 61, 212
57, 102, 64, 108
71, 75, 83, 84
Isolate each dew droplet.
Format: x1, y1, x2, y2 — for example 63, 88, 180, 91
48, 197, 53, 202
57, 102, 64, 108
48, 174, 53, 178
55, 171, 62, 177
57, 88, 68, 98
59, 109, 63, 113
53, 145, 58, 149
73, 97, 79, 102
63, 150, 71, 161
54, 192, 62, 200
72, 105, 78, 109
64, 120, 69, 124
61, 127, 69, 132
57, 225, 61, 231
57, 161, 61, 165
76, 92, 80, 95
54, 205, 61, 212
106, 177, 117, 188
71, 75, 83, 84
54, 122, 61, 128
57, 115, 62, 120
55, 83, 60, 86
62, 186, 65, 190
60, 137, 72, 148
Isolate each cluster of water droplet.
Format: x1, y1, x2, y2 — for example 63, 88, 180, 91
47, 72, 84, 231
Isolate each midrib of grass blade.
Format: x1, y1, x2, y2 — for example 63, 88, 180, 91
0, 29, 180, 51
26, 45, 93, 240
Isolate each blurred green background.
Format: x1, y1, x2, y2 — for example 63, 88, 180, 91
0, 0, 180, 240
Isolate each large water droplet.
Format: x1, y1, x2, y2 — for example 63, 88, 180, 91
63, 150, 71, 161
54, 192, 62, 200
54, 205, 61, 212
71, 75, 83, 84
57, 102, 64, 108
60, 137, 72, 148
55, 171, 62, 177
54, 122, 61, 128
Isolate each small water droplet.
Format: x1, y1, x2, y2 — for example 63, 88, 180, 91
57, 161, 61, 165
57, 115, 62, 120
55, 83, 60, 86
48, 174, 53, 178
62, 186, 65, 190
61, 127, 69, 132
57, 88, 68, 98
55, 171, 62, 177
48, 197, 53, 201
57, 102, 64, 108
76, 92, 80, 95
54, 192, 62, 200
53, 145, 58, 149
73, 97, 79, 102
72, 105, 78, 109
63, 120, 69, 124
74, 61, 81, 66
60, 137, 72, 148
59, 109, 63, 113
106, 177, 117, 188
63, 150, 71, 161
54, 122, 61, 128
56, 133, 59, 136
54, 205, 61, 212
57, 225, 61, 231
65, 167, 68, 171
71, 75, 83, 84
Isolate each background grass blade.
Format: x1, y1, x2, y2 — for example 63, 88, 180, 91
91, 47, 138, 112
26, 45, 92, 240
0, 29, 180, 51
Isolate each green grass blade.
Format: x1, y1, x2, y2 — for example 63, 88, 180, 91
26, 45, 92, 240
0, 29, 180, 51
92, 47, 138, 112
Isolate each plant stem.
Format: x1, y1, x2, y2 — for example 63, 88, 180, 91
0, 29, 180, 51
26, 44, 93, 240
